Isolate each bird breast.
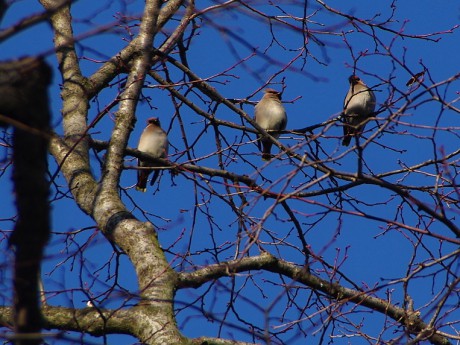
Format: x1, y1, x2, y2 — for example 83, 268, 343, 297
138, 130, 168, 158
345, 89, 375, 116
255, 103, 286, 131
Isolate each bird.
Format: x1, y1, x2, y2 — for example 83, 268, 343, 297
406, 70, 425, 87
254, 88, 287, 160
136, 117, 169, 192
342, 75, 376, 146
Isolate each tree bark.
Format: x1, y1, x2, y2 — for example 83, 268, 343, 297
0, 57, 52, 345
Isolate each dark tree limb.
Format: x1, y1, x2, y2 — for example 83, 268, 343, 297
0, 57, 52, 345
177, 253, 452, 345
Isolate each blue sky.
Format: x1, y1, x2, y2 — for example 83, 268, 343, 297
1, 1, 459, 344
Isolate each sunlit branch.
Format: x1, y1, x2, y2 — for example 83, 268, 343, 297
177, 252, 452, 345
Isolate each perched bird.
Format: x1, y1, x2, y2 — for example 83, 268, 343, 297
406, 70, 425, 87
342, 75, 376, 146
254, 88, 287, 160
136, 117, 169, 192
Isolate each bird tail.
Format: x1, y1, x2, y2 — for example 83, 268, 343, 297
342, 115, 352, 146
262, 152, 273, 161
149, 171, 160, 186
343, 125, 366, 146
342, 135, 352, 146
262, 141, 273, 161
136, 169, 149, 192
342, 122, 356, 146
135, 186, 147, 192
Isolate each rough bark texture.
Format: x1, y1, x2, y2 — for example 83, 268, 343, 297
0, 2, 458, 345
0, 57, 52, 345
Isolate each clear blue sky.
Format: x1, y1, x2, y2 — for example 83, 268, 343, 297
1, 1, 459, 344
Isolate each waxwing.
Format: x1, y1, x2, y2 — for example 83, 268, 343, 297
342, 75, 376, 146
254, 88, 287, 160
136, 117, 169, 192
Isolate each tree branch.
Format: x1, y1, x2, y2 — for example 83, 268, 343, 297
177, 253, 452, 345
0, 56, 52, 345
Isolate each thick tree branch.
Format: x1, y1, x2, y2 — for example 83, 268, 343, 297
0, 0, 70, 43
84, 0, 187, 99
177, 253, 452, 345
0, 57, 52, 345
0, 305, 255, 345
40, 0, 90, 157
